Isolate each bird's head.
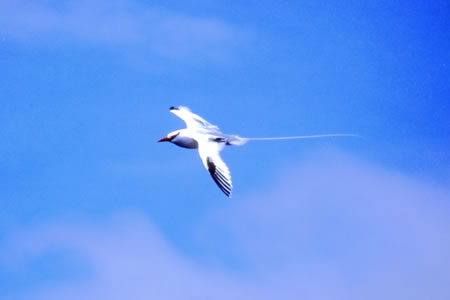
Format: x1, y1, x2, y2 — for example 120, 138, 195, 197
157, 130, 180, 143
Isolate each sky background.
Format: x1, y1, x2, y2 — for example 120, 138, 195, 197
1, 0, 449, 299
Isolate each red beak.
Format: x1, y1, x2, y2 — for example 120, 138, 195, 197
157, 137, 171, 142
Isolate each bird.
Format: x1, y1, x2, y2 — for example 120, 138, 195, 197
158, 106, 358, 197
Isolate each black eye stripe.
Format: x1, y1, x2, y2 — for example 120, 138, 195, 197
170, 132, 181, 140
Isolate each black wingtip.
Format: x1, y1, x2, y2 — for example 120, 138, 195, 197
206, 157, 232, 197
169, 106, 179, 110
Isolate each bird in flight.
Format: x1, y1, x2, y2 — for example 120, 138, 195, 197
158, 106, 357, 197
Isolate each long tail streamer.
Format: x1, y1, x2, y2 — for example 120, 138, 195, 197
244, 134, 360, 141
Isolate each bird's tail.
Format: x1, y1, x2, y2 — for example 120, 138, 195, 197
245, 133, 360, 141
227, 134, 360, 146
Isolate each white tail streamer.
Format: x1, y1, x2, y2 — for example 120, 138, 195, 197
244, 134, 360, 141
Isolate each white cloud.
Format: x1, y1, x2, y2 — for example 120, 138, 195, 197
0, 0, 244, 62
196, 151, 450, 298
1, 213, 246, 300
2, 151, 450, 299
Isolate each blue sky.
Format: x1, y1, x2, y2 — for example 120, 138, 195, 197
1, 0, 449, 298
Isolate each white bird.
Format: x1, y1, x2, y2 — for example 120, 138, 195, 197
158, 106, 358, 197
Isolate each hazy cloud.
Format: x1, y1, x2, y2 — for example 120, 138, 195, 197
0, 0, 243, 61
2, 151, 449, 299
1, 213, 243, 299
196, 151, 450, 299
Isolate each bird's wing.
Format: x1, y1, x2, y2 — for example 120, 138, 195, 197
170, 106, 219, 131
198, 140, 232, 197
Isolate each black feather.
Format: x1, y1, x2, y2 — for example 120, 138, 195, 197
206, 157, 231, 197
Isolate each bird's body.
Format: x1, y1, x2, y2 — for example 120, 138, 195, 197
158, 106, 240, 196
169, 129, 199, 149
158, 106, 357, 197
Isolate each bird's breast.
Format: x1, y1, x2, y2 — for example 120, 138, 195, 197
172, 136, 199, 149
